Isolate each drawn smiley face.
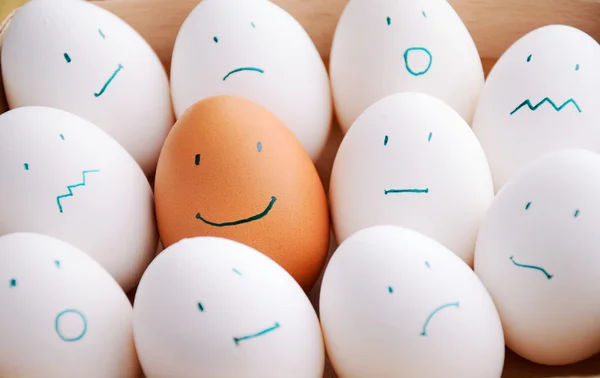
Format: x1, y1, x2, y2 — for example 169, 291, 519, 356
1, 0, 174, 175
472, 25, 600, 192
154, 96, 330, 291
474, 149, 600, 365
329, 92, 494, 265
169, 0, 332, 163
132, 237, 325, 378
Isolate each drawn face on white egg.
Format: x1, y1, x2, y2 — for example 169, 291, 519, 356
330, 0, 484, 133
474, 149, 600, 366
329, 92, 493, 265
320, 226, 504, 378
0, 106, 157, 292
0, 232, 139, 378
133, 237, 324, 378
1, 0, 173, 175
472, 25, 600, 192
170, 0, 332, 162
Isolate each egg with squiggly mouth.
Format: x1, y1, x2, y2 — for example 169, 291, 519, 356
154, 95, 330, 292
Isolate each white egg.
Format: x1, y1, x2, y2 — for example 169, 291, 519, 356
474, 148, 600, 365
0, 232, 139, 378
133, 236, 324, 378
329, 92, 493, 265
320, 225, 504, 378
330, 0, 484, 133
170, 0, 332, 162
1, 0, 173, 175
472, 25, 600, 192
0, 106, 158, 292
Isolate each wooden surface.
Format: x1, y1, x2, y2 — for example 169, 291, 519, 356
2, 0, 600, 377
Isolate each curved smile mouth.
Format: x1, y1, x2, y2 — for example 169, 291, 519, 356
195, 196, 277, 227
384, 188, 429, 195
223, 66, 264, 81
510, 97, 581, 115
94, 64, 124, 97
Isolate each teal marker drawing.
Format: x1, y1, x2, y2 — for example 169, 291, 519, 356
223, 67, 264, 81
510, 256, 553, 279
510, 98, 581, 115
404, 47, 433, 76
385, 188, 429, 195
421, 302, 459, 336
234, 323, 280, 345
56, 170, 100, 213
94, 64, 124, 97
55, 309, 87, 342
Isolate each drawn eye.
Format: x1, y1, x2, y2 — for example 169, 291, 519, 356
257, 141, 262, 152
575, 64, 580, 71
98, 29, 105, 39
251, 22, 256, 28
195, 154, 201, 166
527, 54, 532, 62
384, 135, 389, 146
213, 36, 219, 43
386, 17, 391, 26
64, 53, 72, 63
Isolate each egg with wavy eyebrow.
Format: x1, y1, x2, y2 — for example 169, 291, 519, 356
472, 25, 600, 192
154, 95, 330, 292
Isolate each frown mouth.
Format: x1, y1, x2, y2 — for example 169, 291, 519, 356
510, 97, 581, 115
223, 66, 265, 81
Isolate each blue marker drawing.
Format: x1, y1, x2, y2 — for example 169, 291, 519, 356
510, 98, 581, 115
233, 268, 242, 276
576, 64, 580, 71
384, 135, 389, 146
24, 163, 29, 171
385, 188, 429, 195
196, 196, 277, 227
388, 286, 394, 294
213, 36, 219, 43
404, 47, 433, 76
234, 322, 280, 345
223, 67, 264, 81
574, 209, 580, 218
386, 17, 391, 26
60, 134, 65, 140
55, 260, 61, 268
197, 302, 204, 312
257, 141, 262, 152
55, 309, 87, 342
425, 261, 431, 268
56, 170, 100, 213
421, 302, 459, 336
94, 64, 124, 97
525, 202, 532, 210
510, 256, 553, 279
428, 132, 432, 142
527, 54, 532, 62
9, 278, 16, 288
98, 29, 105, 39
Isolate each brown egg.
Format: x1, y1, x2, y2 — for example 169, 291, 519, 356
154, 95, 330, 291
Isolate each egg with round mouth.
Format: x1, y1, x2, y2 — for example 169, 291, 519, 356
170, 0, 332, 162
133, 236, 325, 378
154, 95, 330, 292
0, 232, 140, 378
330, 0, 484, 133
320, 226, 504, 378
1, 0, 174, 175
0, 106, 158, 292
472, 25, 600, 192
474, 149, 600, 366
329, 92, 493, 265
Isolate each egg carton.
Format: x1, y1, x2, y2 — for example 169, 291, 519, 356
2, 0, 600, 377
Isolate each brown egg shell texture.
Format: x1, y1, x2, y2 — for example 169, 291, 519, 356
154, 95, 330, 291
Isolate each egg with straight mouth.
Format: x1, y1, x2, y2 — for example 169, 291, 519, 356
154, 95, 330, 292
1, 0, 174, 175
170, 0, 332, 162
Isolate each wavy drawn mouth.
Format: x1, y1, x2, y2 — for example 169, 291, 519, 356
510, 97, 581, 115
94, 64, 124, 97
195, 196, 277, 227
223, 67, 265, 81
510, 256, 553, 279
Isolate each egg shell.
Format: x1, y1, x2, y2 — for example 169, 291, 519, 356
472, 25, 600, 192
0, 106, 158, 292
474, 148, 600, 365
133, 236, 325, 378
320, 225, 504, 378
154, 95, 330, 291
170, 0, 332, 162
1, 0, 174, 175
329, 92, 493, 265
0, 232, 139, 378
330, 0, 484, 133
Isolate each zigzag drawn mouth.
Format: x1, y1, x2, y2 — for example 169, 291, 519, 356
510, 97, 581, 115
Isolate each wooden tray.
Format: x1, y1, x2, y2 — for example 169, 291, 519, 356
3, 1, 600, 377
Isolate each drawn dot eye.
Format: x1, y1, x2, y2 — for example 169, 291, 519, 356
251, 22, 256, 28
574, 209, 580, 218
197, 302, 204, 312
257, 141, 262, 152
388, 286, 394, 294
386, 17, 391, 26
527, 54, 532, 62
384, 135, 389, 146
213, 36, 219, 43
525, 202, 532, 210
98, 28, 105, 39
576, 64, 580, 71
64, 53, 72, 63
422, 10, 427, 18
195, 154, 201, 166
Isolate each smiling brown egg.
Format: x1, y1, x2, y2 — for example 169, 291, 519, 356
154, 95, 330, 291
